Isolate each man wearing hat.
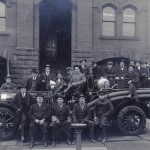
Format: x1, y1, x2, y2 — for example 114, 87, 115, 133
26, 68, 41, 91
124, 65, 139, 101
93, 94, 114, 143
1, 74, 16, 92
14, 83, 33, 144
51, 94, 72, 147
138, 61, 149, 88
64, 65, 86, 95
80, 59, 90, 77
115, 60, 127, 78
64, 67, 74, 84
28, 93, 51, 148
135, 61, 141, 75
103, 61, 116, 80
92, 61, 104, 86
72, 94, 96, 143
40, 64, 54, 91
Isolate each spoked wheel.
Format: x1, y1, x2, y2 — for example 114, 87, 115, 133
118, 106, 146, 136
0, 107, 15, 140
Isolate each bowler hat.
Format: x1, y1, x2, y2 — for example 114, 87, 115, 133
120, 60, 125, 63
31, 68, 38, 73
18, 83, 26, 89
79, 93, 85, 98
45, 64, 50, 68
66, 67, 73, 71
141, 60, 147, 64
56, 71, 62, 76
73, 65, 81, 70
92, 61, 97, 65
5, 74, 12, 79
37, 92, 44, 98
79, 59, 87, 63
55, 93, 65, 99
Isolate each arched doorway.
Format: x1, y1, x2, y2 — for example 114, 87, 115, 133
39, 0, 72, 73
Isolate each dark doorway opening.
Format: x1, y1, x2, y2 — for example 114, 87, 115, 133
39, 0, 72, 74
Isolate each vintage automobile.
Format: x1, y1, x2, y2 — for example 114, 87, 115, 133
0, 57, 150, 140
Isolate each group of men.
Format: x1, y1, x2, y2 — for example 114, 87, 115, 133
0, 58, 149, 147
14, 84, 114, 148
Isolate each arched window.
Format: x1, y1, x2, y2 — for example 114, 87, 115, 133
123, 7, 136, 37
102, 6, 116, 36
0, 1, 5, 31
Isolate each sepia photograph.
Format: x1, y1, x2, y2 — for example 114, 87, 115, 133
0, 0, 149, 150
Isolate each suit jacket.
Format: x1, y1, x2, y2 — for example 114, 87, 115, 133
103, 67, 116, 79
92, 66, 104, 80
93, 98, 114, 118
72, 103, 91, 122
26, 77, 41, 91
1, 82, 16, 91
52, 103, 71, 123
14, 92, 33, 112
29, 103, 51, 122
115, 66, 127, 77
40, 73, 54, 90
124, 71, 139, 84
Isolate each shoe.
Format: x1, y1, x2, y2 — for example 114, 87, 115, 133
97, 136, 102, 142
90, 138, 96, 143
102, 136, 107, 144
52, 140, 55, 147
66, 139, 72, 145
29, 142, 34, 148
72, 139, 76, 145
43, 142, 48, 147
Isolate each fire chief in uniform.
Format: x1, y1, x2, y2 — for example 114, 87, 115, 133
28, 93, 51, 148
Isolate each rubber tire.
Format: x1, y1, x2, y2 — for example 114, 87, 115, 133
117, 106, 146, 136
0, 107, 16, 141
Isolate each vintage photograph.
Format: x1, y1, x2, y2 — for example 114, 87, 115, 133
0, 0, 149, 150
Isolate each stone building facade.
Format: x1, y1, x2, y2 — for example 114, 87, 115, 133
0, 0, 150, 84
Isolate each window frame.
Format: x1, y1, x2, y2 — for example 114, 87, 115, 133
122, 5, 137, 37
0, 0, 6, 32
102, 5, 117, 37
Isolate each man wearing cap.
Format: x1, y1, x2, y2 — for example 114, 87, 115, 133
26, 68, 41, 91
28, 93, 51, 148
40, 64, 54, 91
103, 61, 116, 79
129, 59, 135, 66
135, 61, 141, 74
14, 83, 33, 144
1, 74, 16, 92
115, 60, 127, 78
92, 61, 104, 86
80, 59, 90, 77
72, 94, 96, 143
124, 65, 139, 101
64, 65, 86, 95
138, 61, 149, 88
64, 67, 73, 84
93, 95, 114, 143
51, 94, 72, 147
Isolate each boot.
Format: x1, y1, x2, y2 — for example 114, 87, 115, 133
52, 140, 56, 147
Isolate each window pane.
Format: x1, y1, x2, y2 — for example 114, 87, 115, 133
103, 7, 115, 21
0, 2, 5, 17
123, 8, 135, 22
123, 23, 135, 36
103, 22, 114, 36
0, 18, 5, 31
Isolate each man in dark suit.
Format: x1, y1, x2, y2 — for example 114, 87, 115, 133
26, 68, 41, 91
51, 94, 72, 147
94, 95, 114, 143
103, 61, 116, 79
124, 65, 139, 101
80, 59, 90, 77
28, 93, 51, 148
115, 60, 127, 78
72, 94, 96, 143
14, 83, 33, 144
40, 64, 54, 91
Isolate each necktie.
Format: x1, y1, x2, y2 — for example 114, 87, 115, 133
81, 104, 84, 110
